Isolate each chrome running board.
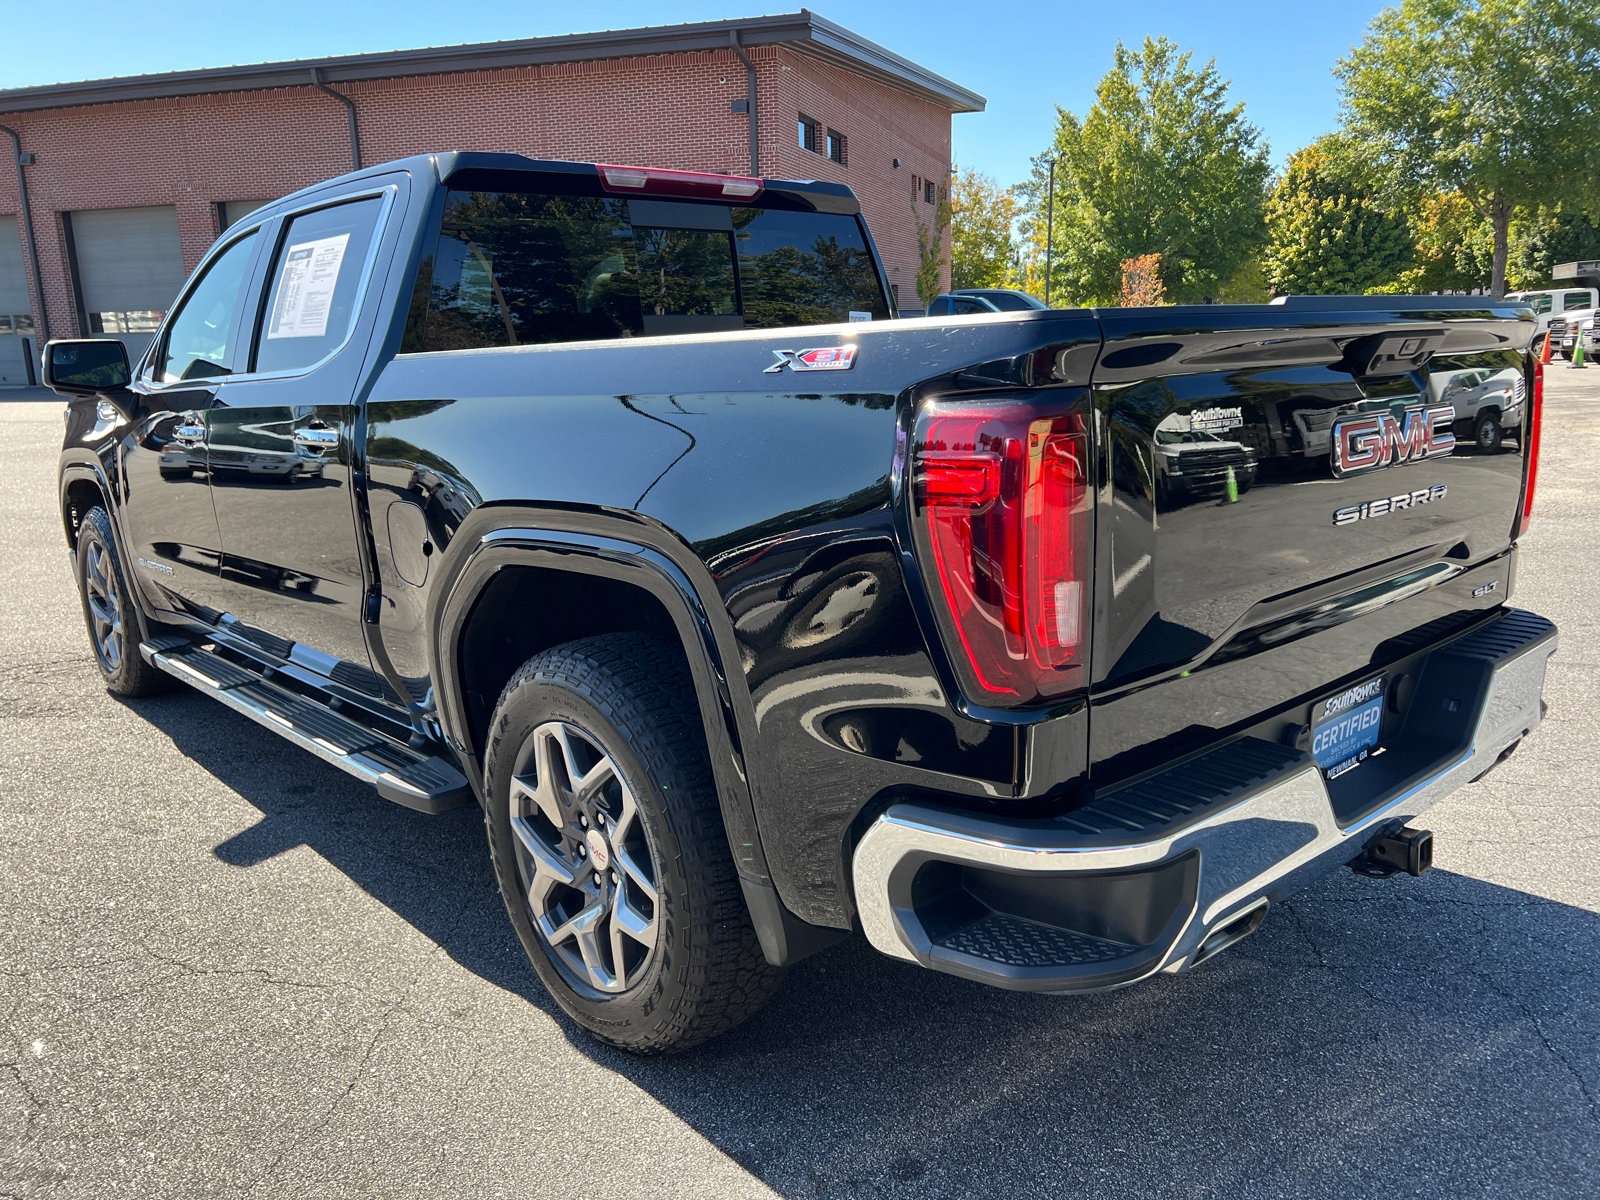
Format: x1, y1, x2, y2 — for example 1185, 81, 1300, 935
140, 638, 471, 814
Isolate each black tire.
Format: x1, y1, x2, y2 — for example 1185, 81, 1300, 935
1474, 412, 1503, 452
74, 507, 175, 697
484, 633, 783, 1054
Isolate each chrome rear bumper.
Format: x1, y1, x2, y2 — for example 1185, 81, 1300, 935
852, 609, 1556, 992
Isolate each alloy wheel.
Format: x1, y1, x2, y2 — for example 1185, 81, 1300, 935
83, 539, 124, 673
509, 721, 660, 994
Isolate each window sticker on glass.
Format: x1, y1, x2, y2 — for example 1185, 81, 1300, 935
267, 234, 351, 339
848, 310, 872, 322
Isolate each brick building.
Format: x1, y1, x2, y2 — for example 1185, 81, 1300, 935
0, 12, 982, 385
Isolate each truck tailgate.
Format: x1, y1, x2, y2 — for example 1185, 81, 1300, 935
1086, 299, 1536, 785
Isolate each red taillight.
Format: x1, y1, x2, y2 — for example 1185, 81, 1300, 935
1519, 357, 1543, 537
912, 402, 1090, 704
596, 163, 764, 200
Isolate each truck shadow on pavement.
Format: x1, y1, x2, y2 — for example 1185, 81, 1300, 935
124, 688, 1600, 1200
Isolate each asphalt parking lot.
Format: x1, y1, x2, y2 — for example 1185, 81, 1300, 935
2, 369, 1597, 1200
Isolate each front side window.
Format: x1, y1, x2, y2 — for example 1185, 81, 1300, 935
1529, 294, 1552, 313
408, 190, 889, 351
254, 195, 384, 374
155, 230, 257, 383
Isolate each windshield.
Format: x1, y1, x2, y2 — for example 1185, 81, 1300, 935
1155, 429, 1227, 445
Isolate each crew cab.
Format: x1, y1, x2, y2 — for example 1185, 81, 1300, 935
49, 153, 1555, 1054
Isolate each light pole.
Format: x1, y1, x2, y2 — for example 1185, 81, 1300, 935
1043, 158, 1056, 308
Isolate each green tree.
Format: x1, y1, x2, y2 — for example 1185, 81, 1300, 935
914, 177, 952, 308
1367, 191, 1494, 293
1336, 0, 1600, 298
1511, 205, 1600, 285
1263, 135, 1414, 294
1213, 254, 1272, 303
949, 167, 1021, 290
1025, 37, 1272, 305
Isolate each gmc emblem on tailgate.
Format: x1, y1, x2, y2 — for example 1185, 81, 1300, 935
1331, 405, 1455, 477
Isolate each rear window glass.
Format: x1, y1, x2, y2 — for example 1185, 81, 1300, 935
408, 189, 887, 352
424, 193, 642, 349
733, 207, 885, 328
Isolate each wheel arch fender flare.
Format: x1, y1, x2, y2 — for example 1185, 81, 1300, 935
58, 456, 115, 546
425, 506, 773, 887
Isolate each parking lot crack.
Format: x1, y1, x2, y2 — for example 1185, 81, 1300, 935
133, 940, 350, 995
1466, 931, 1600, 1124
261, 892, 479, 1181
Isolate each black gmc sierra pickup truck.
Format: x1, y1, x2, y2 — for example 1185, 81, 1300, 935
49, 153, 1555, 1054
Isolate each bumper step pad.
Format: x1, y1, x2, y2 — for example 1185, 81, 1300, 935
141, 641, 471, 814
855, 606, 1558, 993
938, 914, 1133, 969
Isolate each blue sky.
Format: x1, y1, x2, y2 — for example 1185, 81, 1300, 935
4, 1, 1390, 187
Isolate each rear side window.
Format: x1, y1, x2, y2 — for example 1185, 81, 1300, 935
1564, 291, 1593, 311
254, 196, 384, 375
407, 189, 888, 352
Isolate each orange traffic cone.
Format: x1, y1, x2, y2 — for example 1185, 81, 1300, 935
1540, 330, 1553, 365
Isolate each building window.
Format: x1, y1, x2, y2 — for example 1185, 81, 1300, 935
924, 180, 936, 204
88, 311, 164, 333
826, 128, 847, 166
799, 114, 819, 154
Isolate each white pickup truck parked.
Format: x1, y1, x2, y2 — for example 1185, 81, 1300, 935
1512, 262, 1600, 359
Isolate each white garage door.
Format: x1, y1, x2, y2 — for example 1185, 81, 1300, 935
0, 215, 36, 387
221, 200, 272, 229
70, 205, 185, 363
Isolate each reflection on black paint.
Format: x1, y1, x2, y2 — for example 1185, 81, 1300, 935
1091, 336, 1530, 784
218, 554, 334, 601
727, 545, 909, 688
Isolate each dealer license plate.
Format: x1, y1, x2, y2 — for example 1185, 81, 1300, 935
1311, 677, 1385, 778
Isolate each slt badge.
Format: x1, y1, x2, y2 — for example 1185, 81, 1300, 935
764, 345, 858, 373
1330, 404, 1455, 477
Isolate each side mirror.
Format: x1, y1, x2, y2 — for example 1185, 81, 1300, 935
43, 339, 132, 398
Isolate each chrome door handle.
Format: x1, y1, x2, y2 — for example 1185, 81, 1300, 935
173, 423, 205, 440
293, 427, 340, 450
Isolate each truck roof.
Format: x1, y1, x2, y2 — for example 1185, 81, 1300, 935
261, 151, 863, 217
